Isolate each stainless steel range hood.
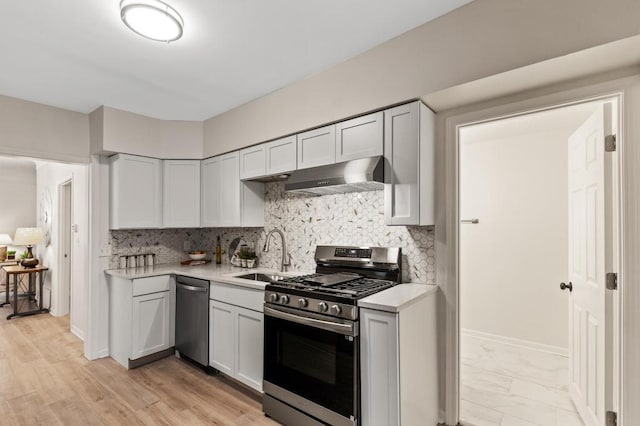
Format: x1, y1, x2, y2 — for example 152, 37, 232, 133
285, 156, 384, 195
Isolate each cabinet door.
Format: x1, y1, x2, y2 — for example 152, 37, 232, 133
235, 308, 264, 392
384, 102, 420, 225
297, 124, 336, 169
131, 291, 171, 360
265, 136, 297, 175
201, 157, 220, 227
219, 152, 241, 227
163, 160, 201, 228
110, 154, 162, 229
241, 181, 265, 227
336, 111, 383, 162
361, 308, 400, 426
209, 300, 235, 376
239, 145, 266, 180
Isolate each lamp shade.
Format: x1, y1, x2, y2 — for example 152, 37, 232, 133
0, 234, 12, 245
13, 228, 44, 246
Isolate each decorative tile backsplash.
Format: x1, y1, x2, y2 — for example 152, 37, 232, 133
109, 182, 435, 283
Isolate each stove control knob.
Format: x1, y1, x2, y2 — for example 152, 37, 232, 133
318, 302, 328, 313
281, 295, 290, 305
269, 293, 279, 303
330, 305, 342, 315
298, 298, 308, 308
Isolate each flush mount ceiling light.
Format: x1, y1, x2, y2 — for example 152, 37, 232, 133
120, 0, 184, 42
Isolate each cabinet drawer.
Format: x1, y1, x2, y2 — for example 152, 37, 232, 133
133, 275, 171, 296
211, 282, 263, 312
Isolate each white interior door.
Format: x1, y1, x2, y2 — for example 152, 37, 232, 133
59, 181, 72, 316
567, 104, 613, 426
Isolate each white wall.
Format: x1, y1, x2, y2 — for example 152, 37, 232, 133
36, 162, 89, 340
459, 128, 574, 350
0, 158, 36, 249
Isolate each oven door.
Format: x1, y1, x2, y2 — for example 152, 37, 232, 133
264, 304, 358, 425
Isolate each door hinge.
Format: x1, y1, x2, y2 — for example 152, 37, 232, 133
606, 273, 618, 290
605, 134, 617, 152
606, 410, 617, 426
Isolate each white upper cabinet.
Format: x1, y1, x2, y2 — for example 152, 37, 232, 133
201, 157, 220, 227
239, 145, 266, 180
201, 153, 265, 228
110, 154, 162, 230
219, 152, 242, 227
336, 111, 384, 162
163, 160, 201, 228
265, 136, 297, 176
297, 124, 336, 169
383, 101, 434, 226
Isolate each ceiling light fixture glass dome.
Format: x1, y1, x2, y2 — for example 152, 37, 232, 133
120, 0, 184, 42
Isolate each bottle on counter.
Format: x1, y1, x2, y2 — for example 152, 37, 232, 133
215, 236, 222, 265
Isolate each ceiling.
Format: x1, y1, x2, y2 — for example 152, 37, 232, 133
0, 0, 471, 121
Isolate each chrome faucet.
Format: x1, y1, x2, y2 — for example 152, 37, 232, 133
263, 228, 291, 272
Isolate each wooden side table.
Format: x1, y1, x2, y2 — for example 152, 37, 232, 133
1, 265, 49, 320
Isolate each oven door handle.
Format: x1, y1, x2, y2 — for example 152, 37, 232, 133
264, 306, 357, 336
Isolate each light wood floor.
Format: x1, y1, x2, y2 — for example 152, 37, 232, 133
0, 306, 278, 425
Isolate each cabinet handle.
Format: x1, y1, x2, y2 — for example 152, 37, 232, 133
461, 219, 479, 224
177, 283, 208, 293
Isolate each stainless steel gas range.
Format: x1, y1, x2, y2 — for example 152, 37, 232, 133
263, 245, 401, 426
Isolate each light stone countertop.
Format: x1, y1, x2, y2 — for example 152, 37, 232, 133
105, 263, 437, 305
104, 263, 311, 290
358, 283, 438, 313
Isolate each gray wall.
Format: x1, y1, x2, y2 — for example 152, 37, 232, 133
202, 0, 640, 156
0, 158, 36, 241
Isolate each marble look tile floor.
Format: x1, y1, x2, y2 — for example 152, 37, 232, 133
460, 335, 584, 426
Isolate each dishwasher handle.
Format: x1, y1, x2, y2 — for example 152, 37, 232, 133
177, 282, 208, 293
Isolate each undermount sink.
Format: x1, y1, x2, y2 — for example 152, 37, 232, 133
234, 272, 287, 283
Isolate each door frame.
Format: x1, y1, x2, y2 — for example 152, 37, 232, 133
57, 178, 73, 317
438, 74, 640, 426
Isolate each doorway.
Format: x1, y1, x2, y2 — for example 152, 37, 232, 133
58, 179, 72, 318
458, 100, 617, 426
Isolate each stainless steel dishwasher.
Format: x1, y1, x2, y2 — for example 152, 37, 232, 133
175, 275, 209, 367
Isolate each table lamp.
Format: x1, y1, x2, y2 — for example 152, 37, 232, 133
0, 234, 12, 261
13, 228, 44, 268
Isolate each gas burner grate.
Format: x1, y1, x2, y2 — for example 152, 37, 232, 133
273, 274, 395, 299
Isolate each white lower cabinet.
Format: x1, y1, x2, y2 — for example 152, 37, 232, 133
360, 289, 439, 426
108, 275, 176, 369
209, 282, 264, 392
131, 291, 171, 359
209, 300, 235, 376
235, 308, 264, 390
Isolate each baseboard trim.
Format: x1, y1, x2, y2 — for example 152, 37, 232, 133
461, 328, 568, 357
70, 325, 84, 341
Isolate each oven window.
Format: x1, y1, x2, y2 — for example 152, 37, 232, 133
281, 331, 336, 384
264, 315, 357, 419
